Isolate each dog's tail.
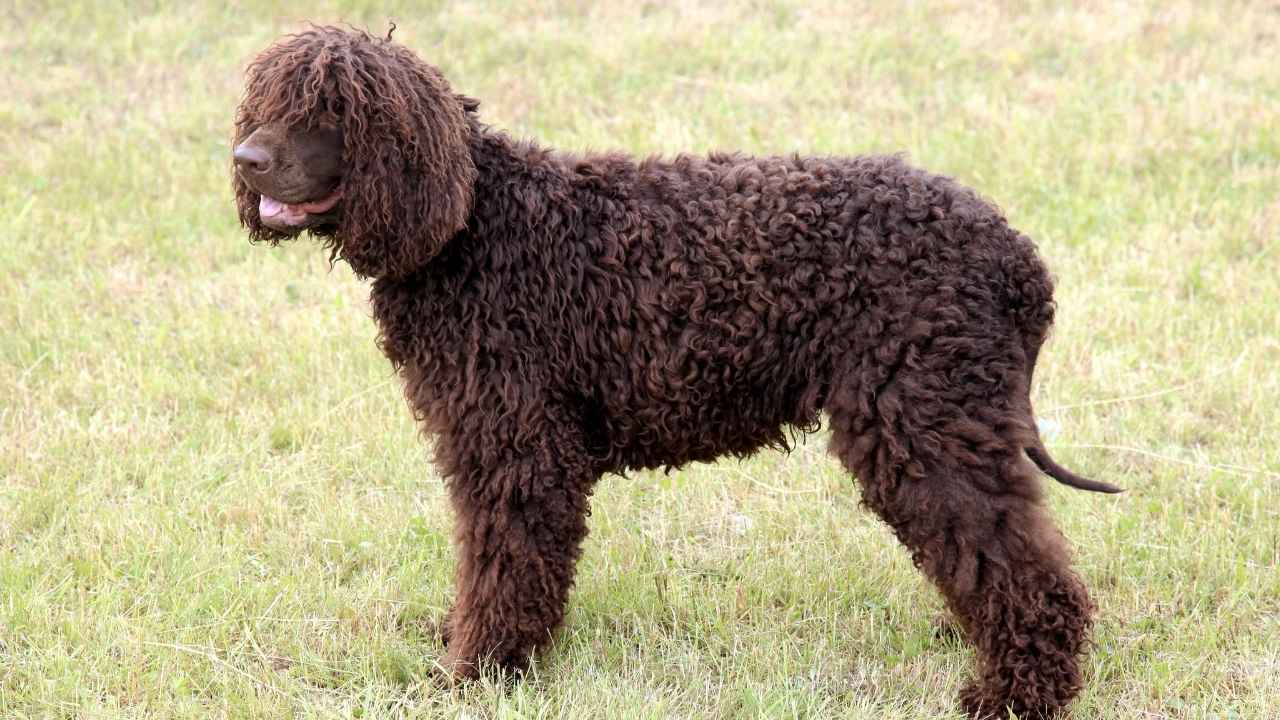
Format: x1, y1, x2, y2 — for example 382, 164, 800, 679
1022, 330, 1124, 494
1026, 440, 1123, 493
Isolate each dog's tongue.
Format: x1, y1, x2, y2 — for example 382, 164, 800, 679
259, 196, 308, 225
259, 191, 340, 225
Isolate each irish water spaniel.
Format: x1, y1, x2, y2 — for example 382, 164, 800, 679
232, 27, 1119, 719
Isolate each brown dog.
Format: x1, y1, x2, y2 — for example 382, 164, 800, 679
233, 26, 1118, 719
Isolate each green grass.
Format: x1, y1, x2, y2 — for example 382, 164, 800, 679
2, 1, 1278, 717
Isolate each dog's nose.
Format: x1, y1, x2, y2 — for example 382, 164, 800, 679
233, 143, 272, 174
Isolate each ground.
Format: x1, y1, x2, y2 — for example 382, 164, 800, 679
1, 1, 1278, 718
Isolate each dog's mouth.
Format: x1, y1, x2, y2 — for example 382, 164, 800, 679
258, 189, 342, 231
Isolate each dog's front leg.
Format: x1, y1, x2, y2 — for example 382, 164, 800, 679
435, 416, 598, 679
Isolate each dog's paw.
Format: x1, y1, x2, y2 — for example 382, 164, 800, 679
433, 648, 481, 684
959, 681, 1062, 720
931, 611, 964, 642
959, 683, 1010, 720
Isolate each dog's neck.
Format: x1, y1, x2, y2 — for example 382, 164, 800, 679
457, 122, 581, 248
374, 124, 567, 283
368, 123, 574, 369
469, 121, 565, 199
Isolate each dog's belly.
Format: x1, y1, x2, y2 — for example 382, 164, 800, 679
599, 387, 823, 473
582, 298, 838, 472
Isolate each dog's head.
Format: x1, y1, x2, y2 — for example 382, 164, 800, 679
232, 27, 477, 279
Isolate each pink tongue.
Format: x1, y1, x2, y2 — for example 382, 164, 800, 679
259, 195, 309, 225
259, 192, 340, 225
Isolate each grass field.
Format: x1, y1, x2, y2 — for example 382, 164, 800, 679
3, 1, 1278, 718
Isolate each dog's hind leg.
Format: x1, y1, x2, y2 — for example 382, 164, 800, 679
827, 364, 1094, 719
434, 406, 598, 678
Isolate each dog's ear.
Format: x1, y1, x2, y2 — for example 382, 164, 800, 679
338, 50, 477, 279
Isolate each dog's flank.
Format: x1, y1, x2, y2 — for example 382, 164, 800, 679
234, 26, 1114, 719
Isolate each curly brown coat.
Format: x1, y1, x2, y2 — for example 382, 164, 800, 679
233, 26, 1117, 719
